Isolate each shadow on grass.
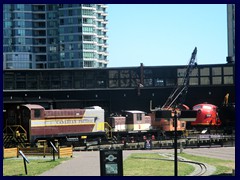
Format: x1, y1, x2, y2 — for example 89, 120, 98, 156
37, 160, 57, 163
4, 174, 25, 176
210, 173, 233, 176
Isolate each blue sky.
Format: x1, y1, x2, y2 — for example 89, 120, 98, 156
107, 4, 228, 67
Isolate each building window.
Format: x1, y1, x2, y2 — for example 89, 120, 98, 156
83, 52, 94, 58
69, 35, 74, 41
177, 68, 185, 77
16, 4, 25, 11
70, 52, 74, 59
212, 67, 222, 76
27, 81, 38, 89
166, 79, 175, 86
144, 79, 153, 87
84, 61, 94, 67
4, 21, 12, 28
200, 77, 210, 85
83, 43, 95, 50
144, 69, 153, 78
154, 78, 164, 86
212, 77, 222, 85
60, 52, 65, 59
83, 26, 94, 33
190, 68, 198, 77
82, 9, 94, 16
223, 67, 233, 75
177, 78, 184, 86
120, 79, 130, 87
120, 70, 130, 78
109, 70, 119, 79
131, 79, 140, 87
200, 67, 210, 76
189, 77, 198, 85
83, 18, 93, 24
83, 35, 94, 41
16, 82, 26, 89
109, 80, 118, 88
49, 46, 57, 52
4, 12, 11, 20
224, 76, 234, 84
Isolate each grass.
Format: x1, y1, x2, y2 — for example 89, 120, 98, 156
3, 157, 69, 176
3, 151, 235, 176
123, 153, 194, 176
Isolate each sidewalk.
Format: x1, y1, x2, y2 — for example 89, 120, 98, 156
39, 147, 235, 176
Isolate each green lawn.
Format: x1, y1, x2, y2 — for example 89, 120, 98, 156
123, 153, 194, 176
3, 158, 69, 176
3, 152, 235, 176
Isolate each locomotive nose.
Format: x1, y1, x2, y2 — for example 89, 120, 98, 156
205, 114, 212, 118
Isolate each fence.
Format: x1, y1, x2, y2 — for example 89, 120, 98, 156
3, 146, 73, 159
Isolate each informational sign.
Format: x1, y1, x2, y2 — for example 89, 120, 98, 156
155, 110, 172, 119
179, 110, 197, 121
100, 149, 123, 176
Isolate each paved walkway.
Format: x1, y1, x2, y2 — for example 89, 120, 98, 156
39, 147, 235, 176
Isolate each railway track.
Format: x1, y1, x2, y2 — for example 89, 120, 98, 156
178, 158, 209, 176
73, 134, 235, 151
160, 154, 212, 176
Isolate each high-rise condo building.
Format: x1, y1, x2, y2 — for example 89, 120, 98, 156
226, 4, 235, 63
3, 4, 108, 69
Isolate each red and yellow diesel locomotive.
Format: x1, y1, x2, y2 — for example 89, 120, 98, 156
4, 104, 106, 146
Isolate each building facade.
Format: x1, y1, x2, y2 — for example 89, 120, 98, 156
3, 63, 235, 115
226, 4, 235, 63
3, 4, 108, 69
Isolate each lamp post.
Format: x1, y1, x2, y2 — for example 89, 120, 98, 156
174, 110, 178, 176
155, 109, 197, 176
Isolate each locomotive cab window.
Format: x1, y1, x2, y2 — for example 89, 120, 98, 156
181, 122, 185, 128
137, 113, 142, 121
34, 109, 41, 119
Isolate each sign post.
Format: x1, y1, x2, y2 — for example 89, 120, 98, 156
100, 149, 123, 176
19, 150, 30, 175
49, 141, 58, 161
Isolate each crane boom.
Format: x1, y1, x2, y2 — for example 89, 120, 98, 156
161, 47, 197, 109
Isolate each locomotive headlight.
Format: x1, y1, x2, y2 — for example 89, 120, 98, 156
206, 114, 212, 118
